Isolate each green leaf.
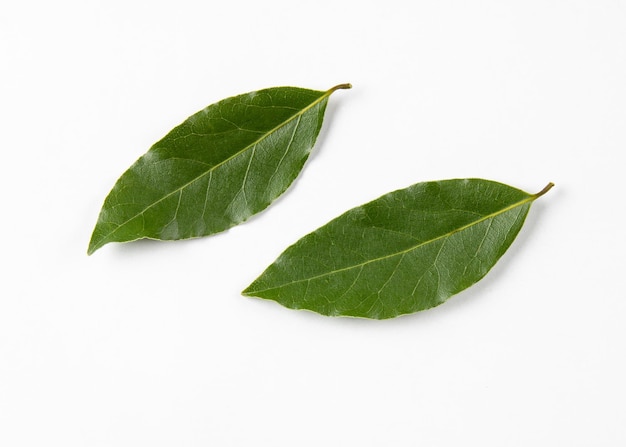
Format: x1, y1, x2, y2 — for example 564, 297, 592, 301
243, 179, 553, 319
88, 83, 351, 255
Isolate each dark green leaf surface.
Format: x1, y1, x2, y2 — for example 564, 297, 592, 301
243, 179, 553, 319
88, 84, 351, 254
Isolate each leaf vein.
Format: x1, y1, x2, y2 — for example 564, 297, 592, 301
266, 115, 302, 189
200, 170, 213, 222
95, 90, 333, 247
241, 144, 256, 206
250, 195, 536, 294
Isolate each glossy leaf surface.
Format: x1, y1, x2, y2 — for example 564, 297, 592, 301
243, 179, 553, 319
88, 84, 351, 254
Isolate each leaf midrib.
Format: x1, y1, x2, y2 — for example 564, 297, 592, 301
245, 193, 536, 294
92, 88, 333, 250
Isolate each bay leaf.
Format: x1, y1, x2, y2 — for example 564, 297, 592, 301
88, 83, 351, 255
243, 179, 553, 319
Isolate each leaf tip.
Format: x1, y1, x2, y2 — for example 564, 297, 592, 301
241, 284, 256, 297
87, 233, 104, 256
86, 243, 97, 256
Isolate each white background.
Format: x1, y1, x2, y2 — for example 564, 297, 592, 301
1, 1, 625, 445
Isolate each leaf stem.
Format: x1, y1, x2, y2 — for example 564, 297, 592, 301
327, 83, 352, 94
533, 182, 555, 199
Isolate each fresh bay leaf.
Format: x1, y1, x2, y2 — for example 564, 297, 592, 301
88, 83, 351, 255
243, 179, 553, 319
